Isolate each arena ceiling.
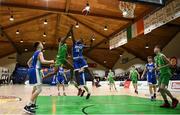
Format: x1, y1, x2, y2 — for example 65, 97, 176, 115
0, 0, 179, 68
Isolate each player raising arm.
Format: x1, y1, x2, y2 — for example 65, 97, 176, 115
43, 27, 72, 79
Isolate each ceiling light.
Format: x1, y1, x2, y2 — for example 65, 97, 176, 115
9, 15, 14, 21
75, 22, 79, 28
145, 44, 149, 49
43, 32, 47, 37
69, 36, 72, 38
92, 38, 95, 41
16, 29, 20, 34
43, 41, 46, 45
20, 39, 23, 43
44, 19, 48, 25
104, 26, 108, 31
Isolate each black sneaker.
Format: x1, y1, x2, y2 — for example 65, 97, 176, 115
154, 93, 156, 100
86, 93, 91, 100
151, 96, 154, 101
80, 90, 85, 97
135, 90, 138, 94
30, 104, 38, 109
160, 103, 170, 108
23, 105, 35, 114
157, 88, 160, 92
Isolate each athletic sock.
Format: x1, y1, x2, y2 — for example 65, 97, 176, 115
27, 101, 33, 106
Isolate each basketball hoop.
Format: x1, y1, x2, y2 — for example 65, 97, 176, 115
119, 1, 136, 18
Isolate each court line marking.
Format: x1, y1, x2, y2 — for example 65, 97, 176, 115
82, 105, 95, 115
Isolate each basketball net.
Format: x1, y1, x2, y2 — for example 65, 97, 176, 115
119, 1, 136, 18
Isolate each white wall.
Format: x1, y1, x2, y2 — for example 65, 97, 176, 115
113, 51, 145, 75
0, 53, 17, 73
163, 32, 180, 66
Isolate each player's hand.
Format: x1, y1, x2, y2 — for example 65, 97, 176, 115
50, 64, 55, 68
155, 67, 159, 70
42, 76, 47, 79
50, 60, 55, 64
67, 55, 71, 58
156, 67, 160, 70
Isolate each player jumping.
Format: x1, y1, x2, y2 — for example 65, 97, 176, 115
71, 29, 92, 99
43, 27, 72, 80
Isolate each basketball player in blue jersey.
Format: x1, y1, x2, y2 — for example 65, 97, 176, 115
24, 42, 54, 113
56, 64, 67, 96
141, 56, 157, 101
71, 31, 92, 99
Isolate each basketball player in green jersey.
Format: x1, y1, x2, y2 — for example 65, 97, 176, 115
154, 45, 178, 108
43, 28, 72, 79
129, 66, 140, 94
107, 69, 117, 91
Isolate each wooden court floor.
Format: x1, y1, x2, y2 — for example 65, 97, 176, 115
0, 84, 180, 114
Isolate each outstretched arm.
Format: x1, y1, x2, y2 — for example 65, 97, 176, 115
39, 52, 54, 65
141, 66, 147, 79
71, 27, 76, 44
59, 26, 73, 45
136, 71, 140, 80
63, 72, 67, 81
